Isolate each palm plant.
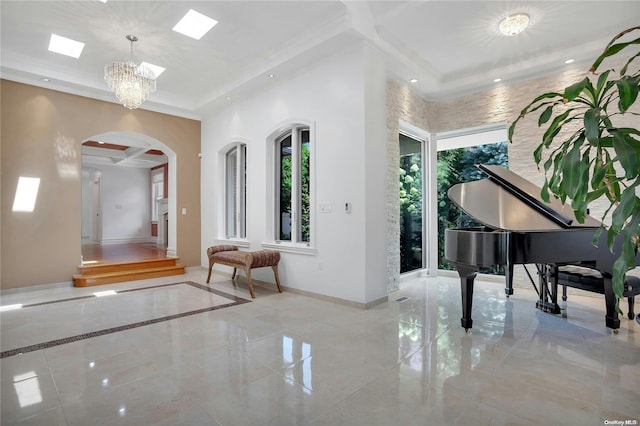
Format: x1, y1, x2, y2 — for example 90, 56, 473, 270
508, 27, 640, 302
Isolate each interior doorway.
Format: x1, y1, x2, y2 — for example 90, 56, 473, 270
80, 131, 177, 264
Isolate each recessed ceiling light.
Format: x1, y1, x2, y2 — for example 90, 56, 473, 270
140, 62, 165, 78
268, 74, 275, 78
41, 78, 51, 82
410, 78, 418, 83
226, 96, 232, 100
48, 34, 85, 58
173, 9, 218, 40
494, 78, 502, 83
498, 13, 529, 36
565, 58, 575, 64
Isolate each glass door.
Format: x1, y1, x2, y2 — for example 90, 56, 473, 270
399, 133, 424, 274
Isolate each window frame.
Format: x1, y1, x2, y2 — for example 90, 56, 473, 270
218, 142, 249, 246
264, 121, 315, 255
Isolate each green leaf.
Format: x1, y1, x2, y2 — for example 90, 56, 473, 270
621, 51, 640, 75
591, 31, 640, 72
616, 76, 639, 112
596, 70, 611, 96
540, 180, 550, 203
611, 129, 639, 178
584, 108, 601, 145
538, 105, 553, 126
533, 143, 544, 165
563, 78, 589, 102
611, 186, 636, 233
585, 186, 609, 204
543, 109, 572, 146
562, 136, 585, 198
597, 136, 614, 148
508, 120, 518, 142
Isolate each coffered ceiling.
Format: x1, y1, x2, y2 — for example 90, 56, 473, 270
1, 1, 638, 121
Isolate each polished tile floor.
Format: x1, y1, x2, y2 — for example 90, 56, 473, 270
1, 269, 639, 425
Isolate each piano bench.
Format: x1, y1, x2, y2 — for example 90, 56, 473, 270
556, 265, 640, 320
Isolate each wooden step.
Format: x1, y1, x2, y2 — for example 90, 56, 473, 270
73, 258, 185, 287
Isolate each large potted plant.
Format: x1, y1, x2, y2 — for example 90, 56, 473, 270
508, 27, 640, 303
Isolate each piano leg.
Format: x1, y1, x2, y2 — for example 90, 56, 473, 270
603, 277, 621, 332
456, 264, 478, 331
504, 264, 514, 297
535, 264, 561, 314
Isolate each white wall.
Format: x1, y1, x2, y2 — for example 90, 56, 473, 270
201, 43, 388, 305
99, 164, 152, 243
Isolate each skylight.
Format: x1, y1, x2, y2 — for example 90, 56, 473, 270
172, 9, 218, 40
140, 62, 165, 78
48, 34, 85, 58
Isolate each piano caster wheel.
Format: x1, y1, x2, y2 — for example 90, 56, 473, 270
464, 329, 471, 334
628, 312, 634, 320
613, 329, 619, 334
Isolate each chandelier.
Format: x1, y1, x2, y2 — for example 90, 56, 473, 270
498, 13, 530, 36
104, 35, 156, 109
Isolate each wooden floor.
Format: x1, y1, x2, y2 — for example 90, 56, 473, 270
81, 242, 169, 265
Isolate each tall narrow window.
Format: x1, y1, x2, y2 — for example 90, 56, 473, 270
399, 133, 424, 273
151, 167, 165, 222
276, 127, 311, 243
225, 144, 247, 239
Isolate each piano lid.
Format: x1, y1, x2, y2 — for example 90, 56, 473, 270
448, 165, 601, 231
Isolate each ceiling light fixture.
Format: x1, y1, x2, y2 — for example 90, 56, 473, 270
498, 13, 530, 36
410, 78, 418, 83
494, 78, 502, 83
104, 35, 156, 110
565, 58, 575, 64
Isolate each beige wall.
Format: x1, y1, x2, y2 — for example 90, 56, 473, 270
1, 80, 201, 290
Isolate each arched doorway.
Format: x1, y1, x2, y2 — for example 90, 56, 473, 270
80, 131, 178, 262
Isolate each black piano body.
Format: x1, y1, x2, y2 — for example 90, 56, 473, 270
444, 164, 638, 332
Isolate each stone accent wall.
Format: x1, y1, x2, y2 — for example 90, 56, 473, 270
385, 80, 436, 292
386, 57, 638, 291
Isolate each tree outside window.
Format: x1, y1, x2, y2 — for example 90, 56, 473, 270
277, 128, 310, 243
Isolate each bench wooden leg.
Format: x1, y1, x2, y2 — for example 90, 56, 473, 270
245, 267, 256, 299
232, 268, 237, 280
272, 265, 282, 293
206, 261, 214, 283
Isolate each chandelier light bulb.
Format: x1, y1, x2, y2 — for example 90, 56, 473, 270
499, 13, 530, 36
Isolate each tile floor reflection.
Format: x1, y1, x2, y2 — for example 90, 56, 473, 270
1, 270, 639, 425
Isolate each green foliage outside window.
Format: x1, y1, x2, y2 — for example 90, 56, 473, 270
279, 140, 310, 242
400, 153, 423, 272
437, 142, 509, 270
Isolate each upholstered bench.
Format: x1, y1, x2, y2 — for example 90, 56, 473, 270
206, 245, 282, 298
555, 265, 640, 320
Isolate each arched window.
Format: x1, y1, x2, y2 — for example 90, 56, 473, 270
224, 143, 247, 239
275, 126, 311, 244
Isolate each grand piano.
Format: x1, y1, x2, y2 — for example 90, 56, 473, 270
444, 164, 639, 332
